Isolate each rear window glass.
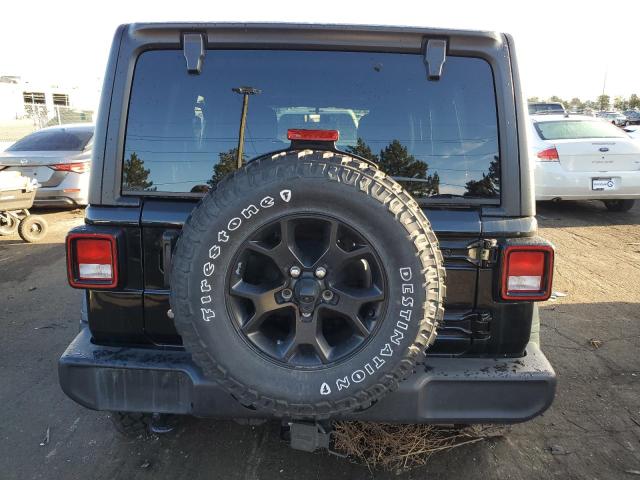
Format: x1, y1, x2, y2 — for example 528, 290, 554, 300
8, 128, 93, 151
528, 103, 564, 114
535, 120, 627, 140
123, 50, 500, 200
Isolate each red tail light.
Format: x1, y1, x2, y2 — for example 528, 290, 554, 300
536, 147, 559, 162
501, 245, 554, 301
66, 233, 118, 288
51, 162, 90, 173
287, 129, 339, 141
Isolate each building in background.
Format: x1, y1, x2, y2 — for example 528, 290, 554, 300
0, 75, 99, 150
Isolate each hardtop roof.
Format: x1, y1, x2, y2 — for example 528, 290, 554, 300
127, 21, 503, 40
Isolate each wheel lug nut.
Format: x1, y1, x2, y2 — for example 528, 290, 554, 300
281, 288, 293, 301
322, 290, 334, 302
289, 266, 301, 278
315, 267, 327, 279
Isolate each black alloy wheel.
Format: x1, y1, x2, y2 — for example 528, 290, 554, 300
227, 215, 387, 368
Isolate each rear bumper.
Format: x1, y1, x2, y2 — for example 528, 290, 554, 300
535, 163, 640, 200
59, 328, 556, 424
34, 188, 88, 207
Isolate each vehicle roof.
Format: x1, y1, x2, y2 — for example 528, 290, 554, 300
530, 114, 602, 123
127, 21, 503, 40
38, 123, 95, 132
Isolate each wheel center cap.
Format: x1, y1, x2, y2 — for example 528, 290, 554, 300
294, 278, 321, 313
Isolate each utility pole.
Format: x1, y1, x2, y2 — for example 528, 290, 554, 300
232, 86, 261, 169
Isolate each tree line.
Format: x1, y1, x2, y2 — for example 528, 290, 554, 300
123, 138, 501, 199
529, 94, 640, 112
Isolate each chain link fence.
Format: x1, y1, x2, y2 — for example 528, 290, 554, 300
23, 104, 93, 129
0, 106, 94, 150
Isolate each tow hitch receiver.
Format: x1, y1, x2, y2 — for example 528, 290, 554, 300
287, 421, 332, 452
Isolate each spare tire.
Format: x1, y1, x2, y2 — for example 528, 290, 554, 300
170, 150, 445, 419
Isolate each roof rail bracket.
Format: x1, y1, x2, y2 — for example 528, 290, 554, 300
183, 33, 205, 74
424, 39, 447, 81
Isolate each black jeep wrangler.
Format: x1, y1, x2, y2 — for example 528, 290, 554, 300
59, 23, 556, 447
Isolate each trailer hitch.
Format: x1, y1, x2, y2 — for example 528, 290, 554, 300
285, 421, 332, 452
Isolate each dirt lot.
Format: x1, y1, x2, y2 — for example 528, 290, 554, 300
0, 202, 638, 479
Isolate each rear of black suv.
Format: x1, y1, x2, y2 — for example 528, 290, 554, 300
59, 23, 555, 433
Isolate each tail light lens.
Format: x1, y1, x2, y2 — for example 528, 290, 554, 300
287, 129, 339, 141
51, 162, 90, 173
66, 233, 118, 288
536, 147, 559, 162
501, 245, 554, 301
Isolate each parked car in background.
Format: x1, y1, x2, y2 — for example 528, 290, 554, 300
623, 110, 640, 125
531, 114, 640, 212
596, 111, 627, 126
0, 124, 94, 207
570, 109, 596, 117
528, 102, 566, 115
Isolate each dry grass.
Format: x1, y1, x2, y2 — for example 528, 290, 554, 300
332, 421, 506, 471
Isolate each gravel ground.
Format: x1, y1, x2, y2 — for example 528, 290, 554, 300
0, 201, 638, 479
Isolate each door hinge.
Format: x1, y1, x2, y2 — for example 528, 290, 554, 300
466, 239, 498, 267
423, 38, 447, 81
183, 33, 205, 74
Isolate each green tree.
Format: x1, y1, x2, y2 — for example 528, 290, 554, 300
613, 96, 628, 111
527, 96, 540, 103
628, 94, 640, 109
349, 138, 439, 197
376, 139, 439, 197
597, 94, 610, 111
568, 97, 584, 110
464, 156, 500, 198
123, 152, 154, 191
549, 95, 565, 106
208, 148, 245, 188
346, 137, 379, 162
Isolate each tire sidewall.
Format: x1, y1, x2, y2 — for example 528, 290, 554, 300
0, 214, 18, 235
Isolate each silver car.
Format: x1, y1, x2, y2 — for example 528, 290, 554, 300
596, 111, 627, 127
0, 124, 94, 207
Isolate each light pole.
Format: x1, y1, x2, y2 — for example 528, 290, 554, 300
232, 86, 261, 169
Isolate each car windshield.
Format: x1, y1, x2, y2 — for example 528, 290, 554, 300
123, 49, 500, 200
534, 120, 627, 140
8, 128, 93, 151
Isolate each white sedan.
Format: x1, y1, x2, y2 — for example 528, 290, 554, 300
530, 115, 640, 212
